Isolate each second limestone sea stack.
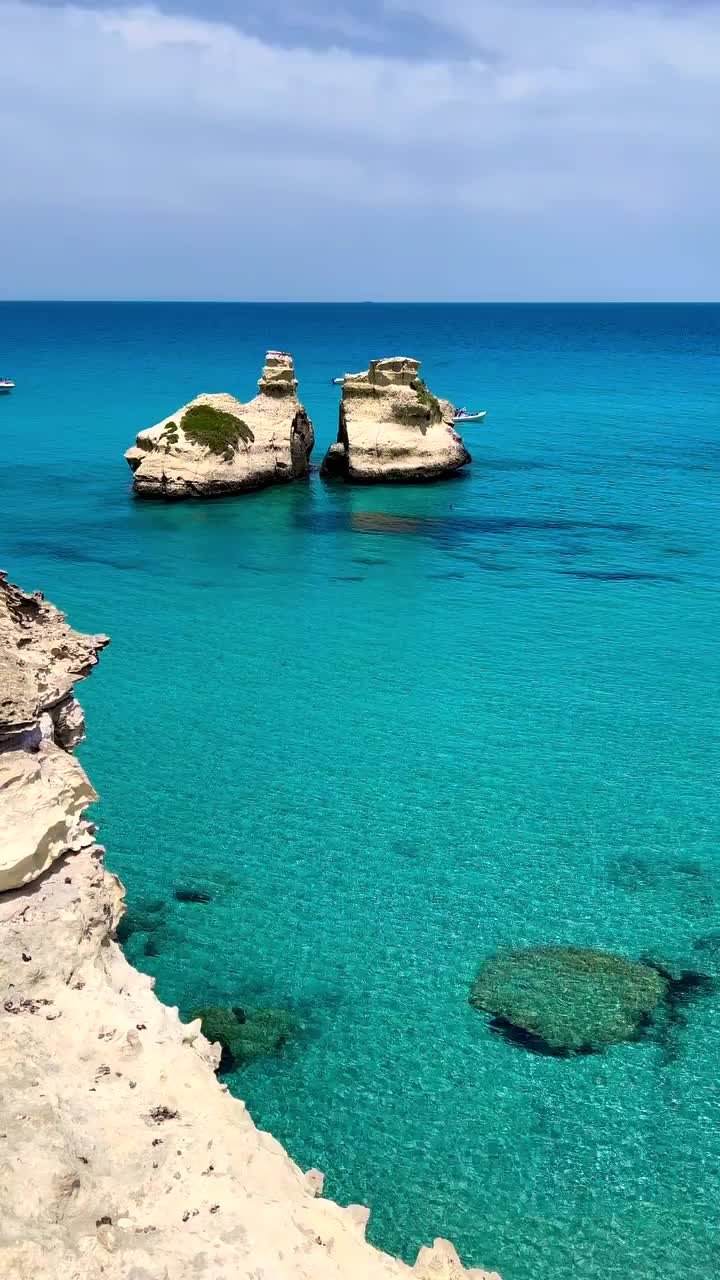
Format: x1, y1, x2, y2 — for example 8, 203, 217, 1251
321, 357, 471, 483
125, 352, 314, 500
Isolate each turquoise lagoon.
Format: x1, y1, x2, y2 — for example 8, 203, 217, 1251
1, 303, 719, 1279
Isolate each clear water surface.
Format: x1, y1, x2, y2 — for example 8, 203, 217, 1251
1, 303, 719, 1279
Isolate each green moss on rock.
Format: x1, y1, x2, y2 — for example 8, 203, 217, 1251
411, 376, 440, 416
180, 404, 254, 456
470, 946, 668, 1055
189, 1004, 295, 1069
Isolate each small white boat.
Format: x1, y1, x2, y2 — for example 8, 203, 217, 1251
332, 376, 345, 386
0, 377, 15, 394
453, 409, 487, 425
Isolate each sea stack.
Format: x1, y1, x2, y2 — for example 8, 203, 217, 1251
321, 357, 470, 483
125, 351, 314, 500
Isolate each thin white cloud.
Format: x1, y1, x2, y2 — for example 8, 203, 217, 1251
2, 0, 720, 297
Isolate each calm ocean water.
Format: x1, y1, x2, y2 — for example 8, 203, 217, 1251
1, 303, 719, 1279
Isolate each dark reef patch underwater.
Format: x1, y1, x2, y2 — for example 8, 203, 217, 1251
469, 946, 714, 1060
3, 301, 720, 1280
470, 947, 665, 1055
189, 1004, 296, 1073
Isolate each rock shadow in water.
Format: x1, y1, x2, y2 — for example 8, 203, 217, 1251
174, 886, 213, 904
641, 962, 716, 1067
116, 898, 188, 964
609, 856, 718, 931
693, 932, 720, 963
351, 512, 430, 535
116, 899, 166, 944
450, 554, 517, 572
10, 539, 145, 574
607, 854, 713, 896
236, 562, 278, 575
392, 839, 426, 862
558, 569, 680, 583
297, 510, 645, 541
488, 1016, 598, 1058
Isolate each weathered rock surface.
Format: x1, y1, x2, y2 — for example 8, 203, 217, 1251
470, 946, 668, 1055
0, 743, 98, 893
0, 572, 499, 1280
0, 571, 108, 747
321, 358, 470, 483
125, 351, 314, 500
0, 573, 108, 891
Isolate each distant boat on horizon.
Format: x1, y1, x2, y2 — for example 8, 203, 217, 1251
0, 377, 15, 394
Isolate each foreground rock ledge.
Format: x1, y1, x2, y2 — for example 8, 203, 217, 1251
321, 357, 470, 483
125, 351, 314, 500
0, 572, 499, 1280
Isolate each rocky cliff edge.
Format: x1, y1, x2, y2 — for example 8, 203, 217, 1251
0, 572, 499, 1280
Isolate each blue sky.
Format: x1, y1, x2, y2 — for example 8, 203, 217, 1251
2, 0, 720, 300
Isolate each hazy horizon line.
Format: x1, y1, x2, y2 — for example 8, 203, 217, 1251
2, 299, 720, 307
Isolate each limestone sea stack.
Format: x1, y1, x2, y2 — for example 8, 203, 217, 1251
125, 351, 314, 500
0, 570, 500, 1280
321, 357, 470, 483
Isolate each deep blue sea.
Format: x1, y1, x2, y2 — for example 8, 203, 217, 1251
1, 303, 719, 1280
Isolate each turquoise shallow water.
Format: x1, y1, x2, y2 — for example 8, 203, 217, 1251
1, 303, 719, 1279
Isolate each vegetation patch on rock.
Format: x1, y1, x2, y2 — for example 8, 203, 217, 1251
180, 404, 255, 457
189, 1004, 295, 1071
470, 946, 668, 1055
411, 376, 440, 416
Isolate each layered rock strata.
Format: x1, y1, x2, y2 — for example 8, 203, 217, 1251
0, 572, 499, 1280
321, 358, 470, 483
125, 352, 314, 499
0, 573, 109, 892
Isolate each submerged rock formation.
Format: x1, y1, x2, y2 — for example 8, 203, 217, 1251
470, 946, 668, 1055
189, 1004, 295, 1070
321, 358, 470, 483
0, 571, 499, 1280
125, 351, 314, 500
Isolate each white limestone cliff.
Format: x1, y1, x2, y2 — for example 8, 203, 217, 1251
125, 352, 314, 499
0, 572, 500, 1280
321, 358, 470, 483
